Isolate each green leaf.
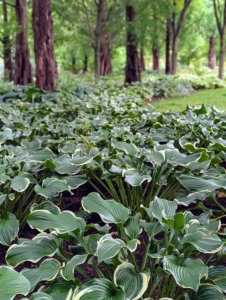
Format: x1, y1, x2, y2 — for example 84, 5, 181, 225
163, 255, 208, 291
60, 254, 88, 281
124, 170, 151, 186
112, 140, 139, 156
41, 277, 80, 300
27, 209, 86, 234
114, 262, 150, 300
208, 266, 226, 292
35, 178, 70, 199
27, 292, 53, 300
27, 148, 55, 161
140, 220, 164, 240
21, 259, 61, 292
191, 285, 226, 300
125, 213, 142, 239
0, 212, 19, 246
0, 266, 30, 300
6, 233, 59, 267
180, 231, 223, 253
11, 174, 30, 192
82, 192, 130, 224
74, 278, 126, 299
97, 234, 125, 263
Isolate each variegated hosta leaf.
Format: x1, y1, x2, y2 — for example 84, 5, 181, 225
191, 285, 226, 300
180, 231, 223, 253
163, 255, 208, 291
125, 213, 142, 239
82, 192, 130, 224
27, 209, 86, 233
34, 178, 71, 198
60, 254, 87, 281
74, 278, 126, 300
6, 233, 59, 267
111, 140, 139, 156
72, 155, 96, 166
145, 197, 177, 225
97, 234, 125, 262
0, 212, 19, 246
22, 292, 53, 300
0, 266, 30, 300
124, 170, 151, 186
114, 262, 150, 300
10, 174, 30, 192
140, 220, 164, 240
41, 277, 80, 300
27, 147, 55, 161
21, 259, 61, 292
57, 175, 87, 189
208, 266, 226, 293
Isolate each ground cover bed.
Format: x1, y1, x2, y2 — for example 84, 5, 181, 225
1, 82, 226, 299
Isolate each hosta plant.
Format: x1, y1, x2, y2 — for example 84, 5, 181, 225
3, 192, 226, 299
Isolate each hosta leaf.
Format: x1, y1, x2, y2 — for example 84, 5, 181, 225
125, 213, 142, 239
72, 155, 95, 165
24, 292, 53, 300
82, 192, 130, 224
27, 148, 55, 161
112, 140, 139, 156
208, 266, 226, 292
114, 262, 150, 300
27, 209, 86, 233
147, 197, 177, 225
74, 278, 125, 300
140, 220, 164, 240
191, 285, 226, 300
60, 254, 88, 281
57, 175, 87, 189
41, 277, 80, 300
97, 234, 125, 262
35, 178, 70, 198
163, 255, 208, 291
11, 174, 30, 192
0, 128, 13, 144
0, 212, 19, 246
6, 233, 59, 267
0, 266, 30, 300
21, 259, 61, 292
180, 231, 223, 253
124, 171, 151, 186
126, 239, 140, 252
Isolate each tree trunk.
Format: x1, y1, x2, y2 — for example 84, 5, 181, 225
171, 36, 178, 75
219, 36, 225, 79
152, 45, 159, 71
100, 34, 112, 76
2, 0, 14, 81
14, 0, 32, 85
125, 5, 141, 84
165, 19, 171, 74
139, 47, 145, 71
32, 0, 58, 91
83, 55, 88, 73
72, 56, 77, 74
208, 36, 216, 70
94, 0, 104, 78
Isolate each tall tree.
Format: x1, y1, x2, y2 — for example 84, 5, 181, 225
32, 0, 58, 91
213, 0, 226, 78
14, 0, 32, 85
168, 0, 192, 74
125, 4, 141, 84
2, 0, 14, 81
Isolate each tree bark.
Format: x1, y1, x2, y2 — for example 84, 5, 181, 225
139, 47, 145, 71
208, 36, 216, 70
213, 0, 226, 79
32, 0, 58, 91
72, 56, 77, 74
125, 5, 141, 84
94, 0, 104, 78
152, 44, 159, 71
14, 0, 32, 85
83, 55, 88, 73
2, 0, 14, 81
171, 36, 178, 75
165, 19, 171, 74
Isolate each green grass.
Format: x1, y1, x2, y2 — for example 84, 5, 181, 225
152, 88, 226, 112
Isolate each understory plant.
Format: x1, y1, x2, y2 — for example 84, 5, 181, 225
3, 192, 226, 300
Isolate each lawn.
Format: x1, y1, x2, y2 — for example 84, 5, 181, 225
152, 88, 226, 112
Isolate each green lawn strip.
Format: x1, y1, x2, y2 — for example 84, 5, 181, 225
152, 88, 226, 112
